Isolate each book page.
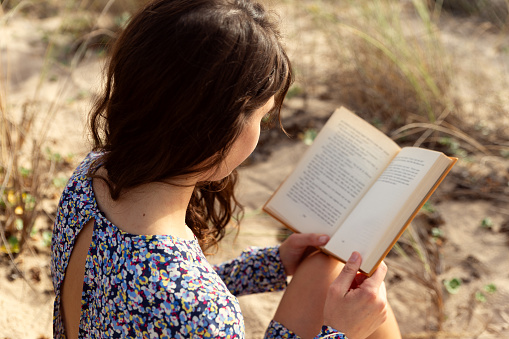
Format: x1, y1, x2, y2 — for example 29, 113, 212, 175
264, 107, 401, 236
324, 147, 451, 272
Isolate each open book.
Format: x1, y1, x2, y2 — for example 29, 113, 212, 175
263, 107, 457, 276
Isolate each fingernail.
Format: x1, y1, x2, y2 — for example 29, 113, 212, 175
318, 235, 329, 244
349, 252, 360, 262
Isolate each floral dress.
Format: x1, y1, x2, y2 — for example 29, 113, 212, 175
51, 152, 346, 338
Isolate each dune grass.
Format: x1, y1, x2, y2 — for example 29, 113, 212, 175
282, 0, 507, 158
0, 0, 145, 256
0, 2, 63, 256
307, 0, 456, 136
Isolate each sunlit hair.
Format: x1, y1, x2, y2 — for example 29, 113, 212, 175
88, 0, 293, 250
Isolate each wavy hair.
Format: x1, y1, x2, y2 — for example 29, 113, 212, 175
88, 0, 293, 250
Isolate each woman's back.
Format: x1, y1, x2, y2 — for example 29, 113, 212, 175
52, 153, 243, 338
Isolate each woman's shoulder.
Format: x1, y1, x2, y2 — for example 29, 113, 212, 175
52, 152, 102, 270
69, 151, 102, 186
56, 151, 103, 208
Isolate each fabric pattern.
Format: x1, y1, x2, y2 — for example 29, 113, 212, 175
265, 321, 347, 339
51, 152, 347, 338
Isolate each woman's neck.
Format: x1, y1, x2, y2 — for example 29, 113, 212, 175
92, 168, 197, 240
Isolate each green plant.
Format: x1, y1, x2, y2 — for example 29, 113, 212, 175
42, 230, 52, 248
431, 227, 443, 239
300, 128, 318, 146
484, 283, 497, 293
475, 283, 497, 302
421, 201, 436, 213
475, 291, 487, 302
443, 277, 462, 294
480, 217, 494, 229
286, 84, 304, 99
52, 176, 69, 189
438, 136, 468, 158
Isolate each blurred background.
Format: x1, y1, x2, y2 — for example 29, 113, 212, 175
1, 0, 509, 338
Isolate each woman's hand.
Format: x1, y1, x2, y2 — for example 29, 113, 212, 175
323, 252, 388, 339
278, 233, 329, 276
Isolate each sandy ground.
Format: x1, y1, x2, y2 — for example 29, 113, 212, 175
1, 4, 509, 339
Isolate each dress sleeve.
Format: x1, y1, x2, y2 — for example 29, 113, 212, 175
315, 326, 348, 339
213, 246, 287, 296
265, 320, 348, 339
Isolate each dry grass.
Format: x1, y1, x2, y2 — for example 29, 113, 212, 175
308, 0, 457, 134
287, 0, 508, 158
0, 100, 44, 255
283, 0, 509, 188
0, 0, 145, 256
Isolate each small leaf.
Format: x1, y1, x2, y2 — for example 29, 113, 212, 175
431, 227, 443, 239
438, 137, 460, 151
2, 235, 21, 253
19, 167, 31, 178
8, 235, 19, 247
23, 193, 36, 210
484, 284, 497, 294
421, 201, 436, 213
286, 84, 303, 99
480, 217, 494, 229
15, 218, 24, 230
52, 177, 69, 188
302, 129, 318, 146
444, 278, 462, 294
475, 291, 487, 302
42, 231, 53, 248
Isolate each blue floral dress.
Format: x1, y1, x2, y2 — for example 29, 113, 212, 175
51, 152, 346, 338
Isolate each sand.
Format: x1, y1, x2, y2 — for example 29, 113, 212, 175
1, 3, 509, 338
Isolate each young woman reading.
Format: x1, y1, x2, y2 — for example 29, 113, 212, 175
51, 0, 402, 338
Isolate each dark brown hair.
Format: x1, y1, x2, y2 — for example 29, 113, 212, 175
88, 0, 293, 250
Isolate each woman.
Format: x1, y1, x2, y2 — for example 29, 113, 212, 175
51, 0, 401, 338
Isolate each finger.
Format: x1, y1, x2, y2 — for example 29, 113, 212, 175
288, 233, 330, 248
379, 281, 387, 302
333, 251, 362, 292
361, 261, 388, 290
